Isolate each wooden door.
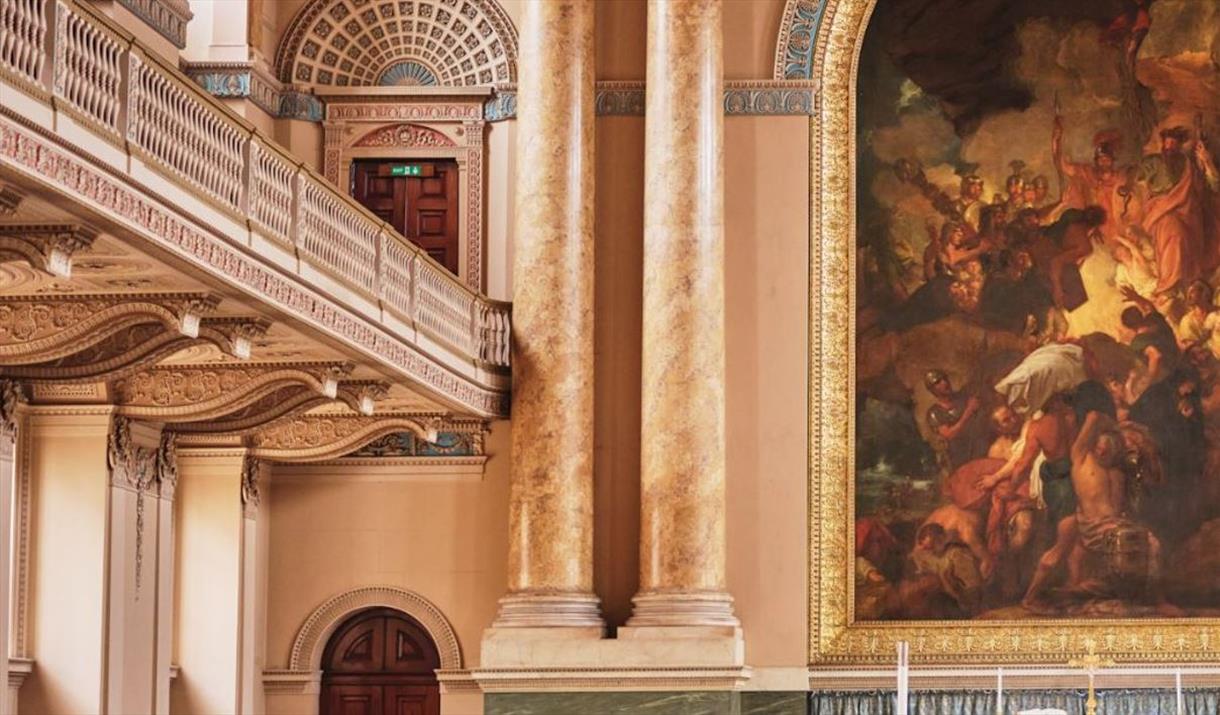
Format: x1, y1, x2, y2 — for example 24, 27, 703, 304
320, 608, 441, 715
350, 160, 460, 276
325, 685, 383, 715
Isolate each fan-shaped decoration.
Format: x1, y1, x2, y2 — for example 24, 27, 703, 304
275, 0, 518, 88
379, 60, 439, 86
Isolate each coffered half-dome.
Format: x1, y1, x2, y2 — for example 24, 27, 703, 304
275, 0, 518, 88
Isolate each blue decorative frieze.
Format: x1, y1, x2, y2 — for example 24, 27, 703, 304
183, 62, 324, 122
776, 0, 828, 80
484, 90, 517, 122
595, 82, 645, 116
190, 70, 251, 98
379, 61, 440, 87
278, 92, 325, 122
347, 430, 484, 458
724, 82, 816, 116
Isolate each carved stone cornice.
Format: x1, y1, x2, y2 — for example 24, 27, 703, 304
200, 318, 271, 361
248, 413, 443, 462
0, 223, 98, 278
114, 0, 193, 49
0, 184, 24, 215
113, 362, 351, 422
0, 293, 219, 365
336, 380, 390, 416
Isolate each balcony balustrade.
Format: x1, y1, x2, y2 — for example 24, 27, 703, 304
0, 0, 510, 414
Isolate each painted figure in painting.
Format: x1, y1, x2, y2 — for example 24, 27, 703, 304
854, 0, 1220, 620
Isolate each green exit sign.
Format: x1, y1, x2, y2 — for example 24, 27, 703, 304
390, 164, 423, 176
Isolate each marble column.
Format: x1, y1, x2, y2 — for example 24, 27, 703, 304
628, 0, 738, 628
492, 0, 601, 629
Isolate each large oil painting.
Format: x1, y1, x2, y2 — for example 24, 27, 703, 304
852, 0, 1220, 625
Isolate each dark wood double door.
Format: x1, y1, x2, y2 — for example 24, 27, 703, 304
350, 159, 461, 276
321, 608, 441, 715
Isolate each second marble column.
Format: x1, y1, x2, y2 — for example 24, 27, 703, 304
491, 0, 602, 629
629, 0, 738, 628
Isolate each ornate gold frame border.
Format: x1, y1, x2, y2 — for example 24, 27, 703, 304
809, 0, 1220, 666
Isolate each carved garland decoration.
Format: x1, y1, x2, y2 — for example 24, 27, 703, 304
248, 413, 435, 462
289, 585, 462, 671
352, 122, 455, 148
107, 417, 176, 596
275, 0, 518, 88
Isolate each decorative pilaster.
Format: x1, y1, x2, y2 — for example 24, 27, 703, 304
628, 0, 739, 629
175, 448, 265, 714
491, 0, 601, 630
0, 381, 23, 715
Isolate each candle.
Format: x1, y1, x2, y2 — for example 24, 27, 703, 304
996, 666, 1004, 715
1176, 669, 1184, 715
896, 641, 909, 715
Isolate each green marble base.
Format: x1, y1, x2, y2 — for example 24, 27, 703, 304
485, 691, 808, 715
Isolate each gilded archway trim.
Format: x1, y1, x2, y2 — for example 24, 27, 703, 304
289, 584, 462, 671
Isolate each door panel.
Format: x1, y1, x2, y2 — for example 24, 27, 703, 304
325, 685, 383, 715
385, 685, 438, 715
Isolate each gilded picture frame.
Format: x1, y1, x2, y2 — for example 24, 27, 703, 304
808, 0, 1220, 666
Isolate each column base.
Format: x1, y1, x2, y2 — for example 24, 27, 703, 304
490, 592, 605, 629
625, 590, 740, 628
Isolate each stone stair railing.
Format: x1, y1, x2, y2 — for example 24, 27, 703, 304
0, 0, 511, 374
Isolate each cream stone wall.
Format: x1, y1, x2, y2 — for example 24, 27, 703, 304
19, 410, 112, 715
723, 115, 810, 668
263, 422, 512, 676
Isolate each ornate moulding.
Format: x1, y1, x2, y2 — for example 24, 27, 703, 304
482, 81, 817, 122
180, 61, 324, 121
265, 584, 462, 694
774, 0, 827, 81
273, 0, 518, 90
322, 95, 486, 291
114, 0, 192, 49
0, 223, 98, 278
0, 116, 508, 416
808, 0, 1220, 666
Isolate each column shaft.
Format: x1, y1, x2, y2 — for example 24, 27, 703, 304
494, 0, 600, 628
630, 0, 737, 627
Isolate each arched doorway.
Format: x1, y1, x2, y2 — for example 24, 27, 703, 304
320, 607, 441, 715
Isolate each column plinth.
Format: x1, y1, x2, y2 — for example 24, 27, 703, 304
628, 0, 738, 631
489, 0, 602, 632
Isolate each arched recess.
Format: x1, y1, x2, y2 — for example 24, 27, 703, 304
289, 585, 463, 672
274, 0, 518, 88
772, 0, 829, 80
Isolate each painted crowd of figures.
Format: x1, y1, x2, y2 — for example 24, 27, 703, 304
856, 110, 1220, 620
